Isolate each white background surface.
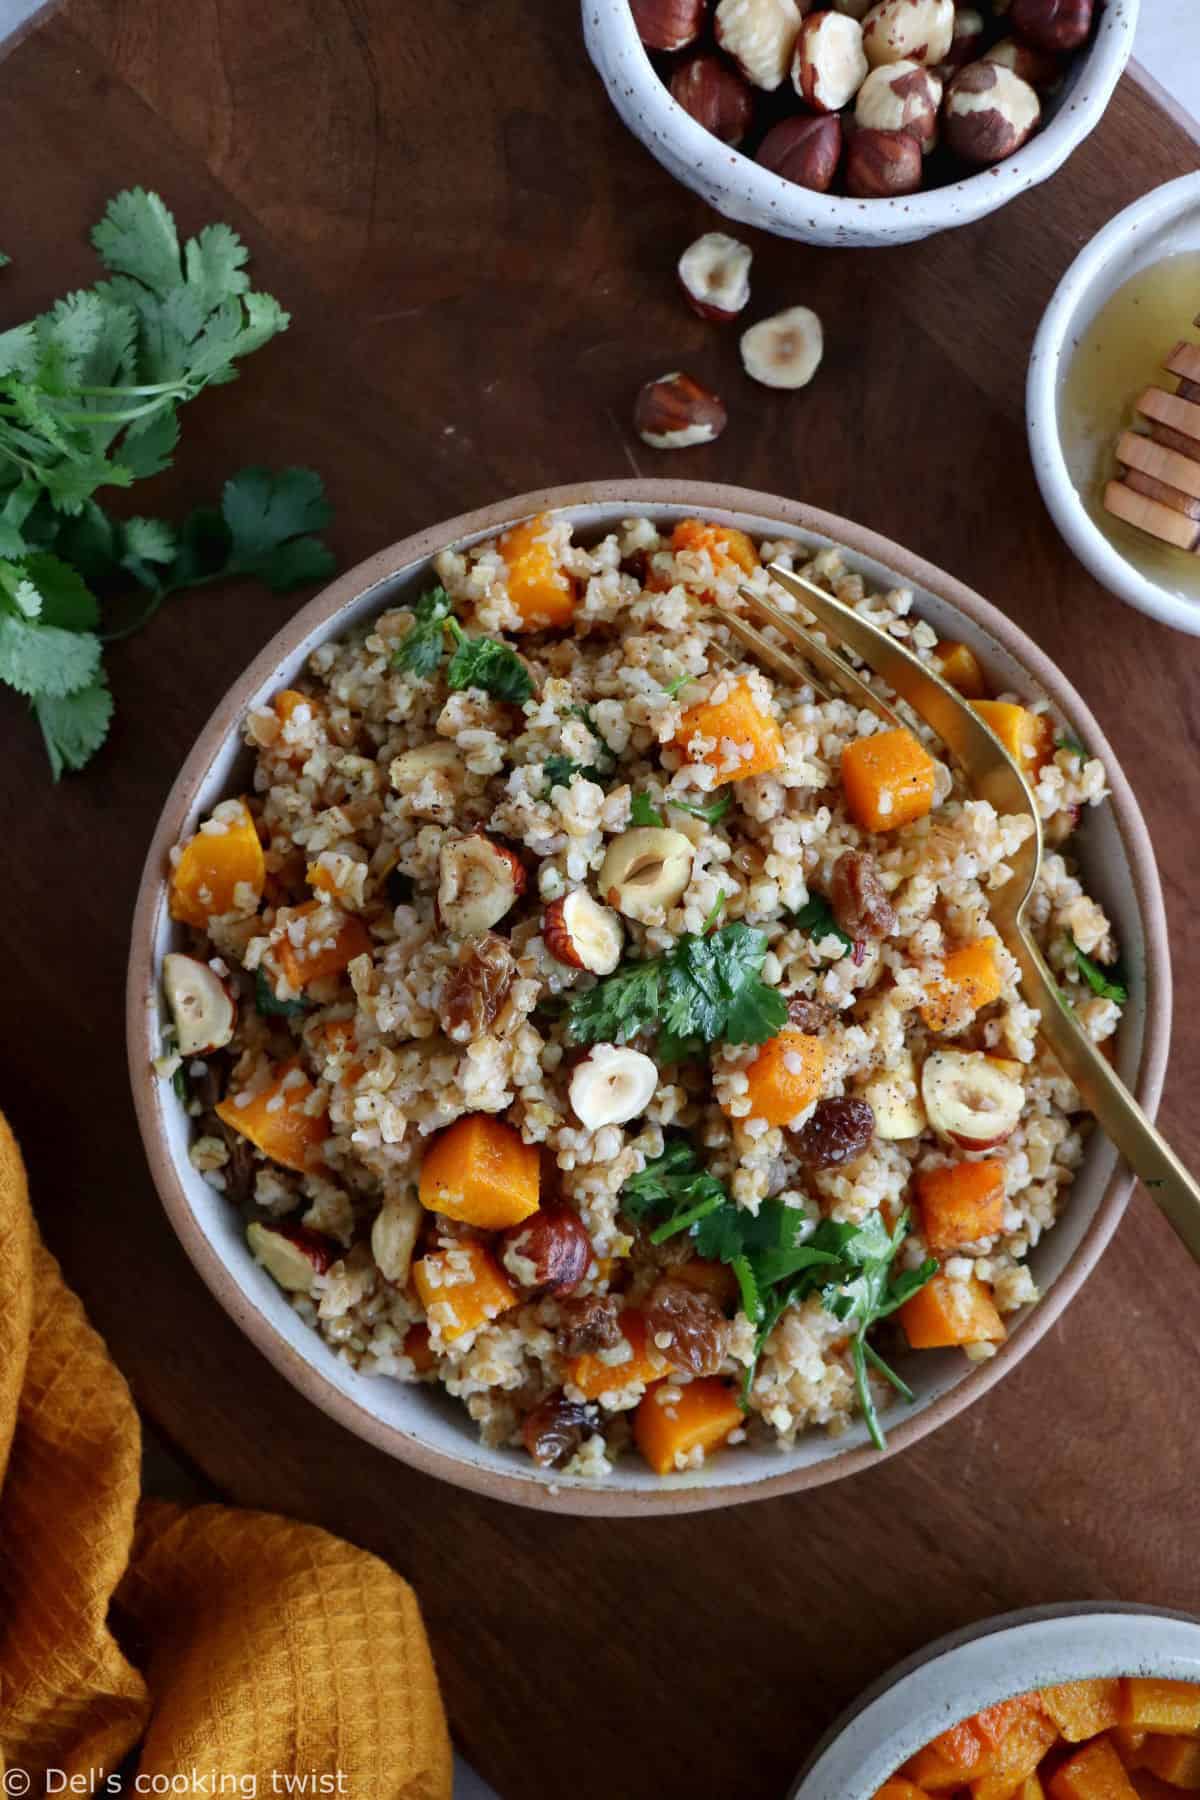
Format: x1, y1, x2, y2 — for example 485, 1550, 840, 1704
0, 1, 1194, 1797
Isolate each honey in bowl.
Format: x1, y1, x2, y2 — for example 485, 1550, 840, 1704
1058, 250, 1200, 603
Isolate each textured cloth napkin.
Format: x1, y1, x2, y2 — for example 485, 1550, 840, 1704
0, 1113, 452, 1798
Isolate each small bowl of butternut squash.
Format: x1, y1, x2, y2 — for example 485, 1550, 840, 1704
128, 479, 1170, 1514
791, 1604, 1200, 1800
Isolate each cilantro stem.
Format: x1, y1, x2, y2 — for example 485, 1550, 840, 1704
862, 1338, 914, 1403
730, 1253, 761, 1325
852, 1335, 886, 1453
648, 1192, 725, 1244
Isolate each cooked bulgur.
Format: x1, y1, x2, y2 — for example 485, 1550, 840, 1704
160, 512, 1120, 1480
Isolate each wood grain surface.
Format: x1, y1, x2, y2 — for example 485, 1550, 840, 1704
2, 7, 1199, 1796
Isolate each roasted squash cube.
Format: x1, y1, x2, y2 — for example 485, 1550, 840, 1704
841, 728, 938, 832
418, 1113, 540, 1231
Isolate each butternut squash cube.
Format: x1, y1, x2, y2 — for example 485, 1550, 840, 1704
274, 901, 372, 992
1048, 1737, 1141, 1800
899, 1273, 1006, 1349
841, 729, 937, 832
733, 1030, 825, 1128
674, 679, 784, 785
634, 1376, 743, 1475
917, 1160, 1006, 1253
216, 1060, 330, 1174
934, 640, 987, 698
971, 1710, 1060, 1800
499, 512, 577, 630
413, 1241, 517, 1344
566, 1310, 666, 1402
972, 701, 1055, 779
169, 797, 265, 927
418, 1113, 540, 1231
904, 1745, 975, 1792
921, 939, 1004, 1032
875, 1782, 936, 1800
671, 517, 760, 578
1043, 1682, 1124, 1743
1140, 1737, 1200, 1789
1123, 1682, 1200, 1736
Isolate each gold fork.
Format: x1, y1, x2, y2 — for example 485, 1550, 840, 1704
712, 563, 1200, 1262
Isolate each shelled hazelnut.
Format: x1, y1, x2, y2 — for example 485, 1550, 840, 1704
854, 58, 942, 152
845, 124, 924, 194
757, 113, 844, 191
943, 59, 1040, 162
670, 53, 757, 142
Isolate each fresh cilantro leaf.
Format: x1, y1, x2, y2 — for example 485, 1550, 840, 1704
1070, 934, 1128, 1005
221, 466, 332, 574
0, 613, 101, 697
566, 956, 662, 1046
22, 552, 101, 630
631, 791, 665, 828
445, 618, 533, 703
622, 1140, 729, 1243
669, 791, 731, 826
543, 754, 590, 793
254, 967, 311, 1018
392, 585, 454, 678
34, 680, 113, 779
790, 894, 853, 959
91, 187, 185, 297
1056, 733, 1087, 760
570, 920, 785, 1053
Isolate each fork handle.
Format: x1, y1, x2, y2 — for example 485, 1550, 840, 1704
1010, 932, 1200, 1262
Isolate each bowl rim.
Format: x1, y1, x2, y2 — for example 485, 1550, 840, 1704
127, 477, 1171, 1516
582, 0, 1138, 241
790, 1603, 1200, 1799
1027, 169, 1200, 636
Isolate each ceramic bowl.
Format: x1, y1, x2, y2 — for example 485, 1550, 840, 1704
582, 0, 1137, 249
1028, 171, 1200, 636
791, 1604, 1200, 1798
128, 479, 1169, 1515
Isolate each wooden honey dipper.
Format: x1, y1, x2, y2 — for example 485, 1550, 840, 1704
1104, 321, 1200, 553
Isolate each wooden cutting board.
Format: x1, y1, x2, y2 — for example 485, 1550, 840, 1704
2, 6, 1198, 1796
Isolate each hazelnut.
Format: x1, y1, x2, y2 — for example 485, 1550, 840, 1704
940, 5, 985, 70
944, 60, 1040, 164
569, 1044, 659, 1130
756, 114, 843, 192
163, 952, 236, 1056
859, 1047, 926, 1139
669, 54, 757, 145
1008, 0, 1092, 52
844, 125, 924, 196
715, 0, 807, 91
922, 1048, 1025, 1151
982, 34, 1065, 90
854, 58, 942, 151
543, 889, 625, 975
247, 1221, 339, 1295
437, 831, 525, 936
598, 826, 694, 919
740, 304, 824, 389
370, 1190, 423, 1287
630, 0, 707, 51
862, 0, 955, 66
677, 231, 754, 322
633, 372, 727, 450
793, 10, 868, 111
501, 1205, 593, 1296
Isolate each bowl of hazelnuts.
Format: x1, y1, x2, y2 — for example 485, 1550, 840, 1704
583, 0, 1136, 246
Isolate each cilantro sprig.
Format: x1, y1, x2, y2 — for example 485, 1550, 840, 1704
393, 586, 454, 678
543, 706, 618, 794
1070, 934, 1128, 1005
391, 589, 533, 703
621, 1138, 936, 1447
789, 894, 854, 960
0, 190, 336, 776
631, 788, 731, 829
566, 919, 788, 1061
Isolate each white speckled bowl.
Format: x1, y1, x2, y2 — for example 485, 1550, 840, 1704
791, 1605, 1200, 1799
582, 0, 1138, 248
1028, 171, 1200, 636
129, 481, 1169, 1515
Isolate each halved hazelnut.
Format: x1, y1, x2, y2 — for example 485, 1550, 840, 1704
163, 952, 237, 1056
845, 123, 924, 194
569, 1044, 659, 1130
631, 0, 707, 51
678, 232, 754, 323
437, 831, 525, 936
982, 35, 1064, 90
794, 10, 869, 113
544, 890, 625, 975
1008, 0, 1091, 52
247, 1220, 339, 1294
921, 1048, 1025, 1150
860, 1048, 926, 1139
855, 58, 942, 151
715, 0, 807, 90
598, 827, 694, 920
757, 114, 844, 192
740, 305, 824, 389
669, 53, 757, 145
862, 0, 955, 66
944, 60, 1040, 164
370, 1190, 423, 1286
501, 1205, 593, 1296
634, 372, 728, 450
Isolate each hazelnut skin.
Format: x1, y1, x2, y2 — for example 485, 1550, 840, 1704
757, 113, 844, 193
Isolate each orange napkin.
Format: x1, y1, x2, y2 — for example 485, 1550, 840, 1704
0, 1114, 452, 1797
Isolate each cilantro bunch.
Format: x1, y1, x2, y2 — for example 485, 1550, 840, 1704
622, 1137, 937, 1449
566, 918, 788, 1063
0, 190, 336, 776
392, 583, 533, 703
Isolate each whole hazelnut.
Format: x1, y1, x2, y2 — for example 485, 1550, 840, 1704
854, 58, 942, 152
715, 0, 807, 91
669, 53, 757, 144
862, 0, 955, 67
756, 113, 844, 192
944, 59, 1041, 164
630, 0, 708, 52
633, 372, 728, 449
844, 124, 924, 195
1009, 0, 1092, 52
983, 34, 1065, 90
793, 10, 869, 113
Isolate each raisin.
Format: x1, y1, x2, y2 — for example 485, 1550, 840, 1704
786, 995, 831, 1034
501, 1205, 593, 1297
644, 1277, 731, 1376
437, 932, 516, 1042
557, 1293, 621, 1356
791, 1096, 875, 1170
830, 850, 897, 940
522, 1395, 595, 1468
